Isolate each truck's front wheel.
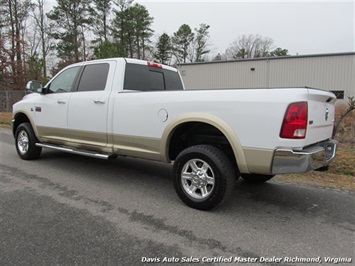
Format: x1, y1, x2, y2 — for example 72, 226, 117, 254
173, 145, 236, 210
15, 123, 42, 160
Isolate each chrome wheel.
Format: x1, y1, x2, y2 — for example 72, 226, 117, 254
17, 130, 29, 155
15, 123, 42, 160
173, 145, 236, 210
181, 159, 215, 200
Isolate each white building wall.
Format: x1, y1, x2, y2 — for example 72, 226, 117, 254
180, 60, 268, 89
178, 53, 355, 98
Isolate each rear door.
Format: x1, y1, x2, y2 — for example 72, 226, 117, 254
67, 61, 116, 148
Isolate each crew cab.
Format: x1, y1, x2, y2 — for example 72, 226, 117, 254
12, 58, 337, 210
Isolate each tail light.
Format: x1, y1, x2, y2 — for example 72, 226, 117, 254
280, 102, 308, 139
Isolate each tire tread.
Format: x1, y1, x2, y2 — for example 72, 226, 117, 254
173, 145, 236, 210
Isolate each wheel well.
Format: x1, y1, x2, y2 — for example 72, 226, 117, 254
13, 113, 30, 136
168, 122, 236, 164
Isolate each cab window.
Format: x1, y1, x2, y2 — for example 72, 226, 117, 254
124, 63, 183, 91
77, 63, 109, 92
48, 66, 80, 93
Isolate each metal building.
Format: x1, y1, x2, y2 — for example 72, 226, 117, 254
178, 52, 355, 99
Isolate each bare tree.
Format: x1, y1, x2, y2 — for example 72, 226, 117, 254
333, 96, 355, 137
225, 34, 275, 59
186, 23, 211, 63
30, 0, 53, 80
0, 0, 32, 89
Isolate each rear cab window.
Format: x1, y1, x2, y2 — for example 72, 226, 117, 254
76, 63, 110, 92
124, 63, 183, 91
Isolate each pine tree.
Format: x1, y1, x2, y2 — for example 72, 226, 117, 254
154, 33, 171, 64
47, 0, 93, 63
90, 0, 112, 44
112, 0, 133, 53
92, 40, 126, 59
194, 23, 210, 62
112, 2, 154, 59
172, 24, 194, 63
131, 4, 154, 59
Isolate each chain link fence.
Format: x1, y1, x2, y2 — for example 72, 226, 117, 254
0, 90, 26, 112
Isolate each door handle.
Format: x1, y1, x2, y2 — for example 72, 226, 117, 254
57, 100, 66, 104
94, 100, 105, 104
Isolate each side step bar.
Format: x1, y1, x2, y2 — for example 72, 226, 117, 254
36, 143, 116, 160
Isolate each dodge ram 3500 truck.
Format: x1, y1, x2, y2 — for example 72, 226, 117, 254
12, 58, 337, 210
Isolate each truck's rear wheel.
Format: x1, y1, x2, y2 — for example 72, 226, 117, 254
241, 174, 275, 183
173, 145, 236, 210
15, 123, 42, 160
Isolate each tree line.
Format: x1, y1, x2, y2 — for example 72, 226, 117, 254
0, 0, 289, 90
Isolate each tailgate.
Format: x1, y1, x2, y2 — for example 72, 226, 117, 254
306, 89, 336, 145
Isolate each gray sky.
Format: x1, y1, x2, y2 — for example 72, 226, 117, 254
136, 0, 355, 57
45, 0, 354, 57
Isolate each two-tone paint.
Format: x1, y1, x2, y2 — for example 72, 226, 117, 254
13, 58, 337, 175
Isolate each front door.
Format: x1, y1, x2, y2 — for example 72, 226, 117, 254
35, 66, 81, 143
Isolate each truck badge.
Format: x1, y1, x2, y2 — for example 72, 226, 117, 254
325, 108, 329, 121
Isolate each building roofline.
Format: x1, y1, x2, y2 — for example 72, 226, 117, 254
177, 52, 355, 66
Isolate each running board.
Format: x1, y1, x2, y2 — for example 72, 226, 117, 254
36, 143, 116, 160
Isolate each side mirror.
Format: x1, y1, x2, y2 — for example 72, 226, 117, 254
25, 80, 43, 93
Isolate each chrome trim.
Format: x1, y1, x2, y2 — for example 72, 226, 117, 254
272, 139, 337, 174
11, 119, 15, 135
36, 143, 116, 160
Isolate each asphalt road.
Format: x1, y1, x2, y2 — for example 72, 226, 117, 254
0, 128, 354, 266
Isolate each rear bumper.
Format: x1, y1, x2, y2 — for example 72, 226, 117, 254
271, 139, 337, 174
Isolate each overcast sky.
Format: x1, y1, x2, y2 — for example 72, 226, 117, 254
135, 0, 355, 57
45, 0, 354, 57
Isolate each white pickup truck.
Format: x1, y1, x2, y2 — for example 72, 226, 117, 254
12, 58, 337, 210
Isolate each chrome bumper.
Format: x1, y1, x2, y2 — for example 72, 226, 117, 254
11, 119, 15, 136
272, 140, 338, 174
